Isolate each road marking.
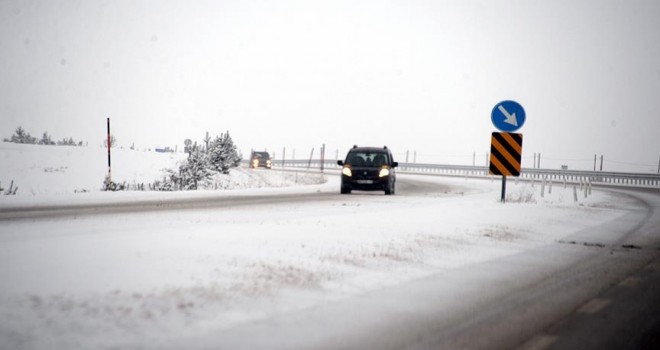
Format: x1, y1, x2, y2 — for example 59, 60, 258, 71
518, 335, 558, 350
577, 298, 611, 314
498, 104, 518, 126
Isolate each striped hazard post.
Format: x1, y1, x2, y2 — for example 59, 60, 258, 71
489, 132, 523, 202
489, 132, 523, 176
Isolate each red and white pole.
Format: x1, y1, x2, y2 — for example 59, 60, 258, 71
107, 117, 111, 180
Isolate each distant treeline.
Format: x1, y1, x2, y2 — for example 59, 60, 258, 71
3, 126, 85, 146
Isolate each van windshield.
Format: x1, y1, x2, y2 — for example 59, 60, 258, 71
346, 152, 389, 167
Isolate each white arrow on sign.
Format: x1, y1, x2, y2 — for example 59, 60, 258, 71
498, 105, 518, 127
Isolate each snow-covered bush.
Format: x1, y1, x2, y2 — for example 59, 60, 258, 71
57, 137, 79, 146
0, 180, 19, 195
103, 135, 117, 148
151, 169, 179, 191
506, 185, 537, 203
102, 175, 127, 191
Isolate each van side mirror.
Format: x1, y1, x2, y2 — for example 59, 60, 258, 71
392, 162, 398, 168
337, 160, 344, 166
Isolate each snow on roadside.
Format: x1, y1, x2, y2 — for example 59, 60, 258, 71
0, 142, 185, 195
0, 142, 326, 200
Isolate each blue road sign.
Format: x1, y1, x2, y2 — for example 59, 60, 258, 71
491, 100, 526, 132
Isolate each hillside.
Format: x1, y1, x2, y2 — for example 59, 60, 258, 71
0, 143, 324, 197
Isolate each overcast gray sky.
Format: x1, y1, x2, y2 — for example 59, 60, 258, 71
1, 0, 659, 172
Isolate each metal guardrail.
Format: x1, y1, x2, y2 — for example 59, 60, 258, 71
246, 159, 660, 187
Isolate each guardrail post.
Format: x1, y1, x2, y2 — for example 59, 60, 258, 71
594, 154, 597, 171
307, 148, 314, 169
320, 144, 325, 173
541, 178, 546, 198
584, 182, 588, 198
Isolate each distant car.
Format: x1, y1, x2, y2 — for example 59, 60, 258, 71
250, 151, 272, 169
337, 146, 398, 195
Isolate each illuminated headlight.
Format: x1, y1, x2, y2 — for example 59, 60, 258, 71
342, 167, 352, 177
252, 159, 259, 167
379, 168, 390, 177
266, 160, 272, 166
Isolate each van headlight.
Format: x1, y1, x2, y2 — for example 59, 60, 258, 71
342, 167, 352, 177
379, 168, 390, 177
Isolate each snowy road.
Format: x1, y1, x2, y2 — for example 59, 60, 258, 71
175, 187, 660, 350
1, 174, 659, 349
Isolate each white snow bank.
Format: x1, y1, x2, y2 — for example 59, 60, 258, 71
0, 142, 326, 200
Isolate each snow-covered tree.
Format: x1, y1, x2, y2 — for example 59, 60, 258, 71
39, 132, 55, 145
153, 131, 242, 191
179, 144, 212, 190
6, 127, 83, 146
184, 139, 193, 154
208, 131, 242, 174
10, 127, 26, 143
203, 132, 211, 152
10, 127, 37, 144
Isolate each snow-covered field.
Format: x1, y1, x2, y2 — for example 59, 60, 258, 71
0, 142, 324, 198
0, 143, 639, 349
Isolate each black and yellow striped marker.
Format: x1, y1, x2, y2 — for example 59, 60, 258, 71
489, 132, 523, 177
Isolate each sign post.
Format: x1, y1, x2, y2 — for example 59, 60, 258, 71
501, 176, 506, 203
490, 101, 526, 203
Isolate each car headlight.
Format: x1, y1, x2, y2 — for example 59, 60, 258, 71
379, 168, 390, 177
342, 167, 352, 177
252, 159, 258, 166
